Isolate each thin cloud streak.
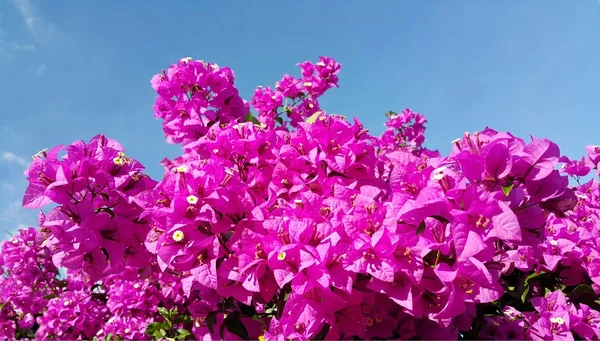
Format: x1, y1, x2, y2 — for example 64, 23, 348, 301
10, 0, 57, 42
1, 151, 29, 167
0, 40, 35, 51
28, 63, 47, 75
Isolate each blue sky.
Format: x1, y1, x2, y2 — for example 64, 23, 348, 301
0, 1, 599, 238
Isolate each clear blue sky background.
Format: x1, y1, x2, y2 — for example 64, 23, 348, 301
1, 1, 599, 238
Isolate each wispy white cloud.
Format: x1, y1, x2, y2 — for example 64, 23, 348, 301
0, 201, 30, 234
0, 3, 37, 62
35, 63, 47, 75
0, 39, 36, 62
0, 151, 29, 167
0, 40, 35, 51
27, 63, 47, 76
10, 0, 56, 42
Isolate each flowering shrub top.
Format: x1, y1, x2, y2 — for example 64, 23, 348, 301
1, 56, 600, 340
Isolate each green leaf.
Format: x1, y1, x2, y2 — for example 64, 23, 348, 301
103, 332, 113, 341
264, 304, 276, 315
416, 220, 426, 235
520, 285, 530, 303
524, 271, 547, 286
274, 116, 284, 126
176, 328, 192, 340
275, 285, 292, 320
243, 112, 260, 125
206, 311, 218, 334
313, 323, 330, 340
174, 314, 193, 323
145, 322, 170, 338
224, 311, 250, 340
571, 284, 595, 295
520, 272, 541, 302
223, 297, 237, 310
305, 111, 323, 124
158, 307, 170, 318
219, 322, 227, 340
568, 284, 600, 309
501, 183, 514, 197
430, 215, 450, 224
238, 301, 257, 317
55, 280, 69, 288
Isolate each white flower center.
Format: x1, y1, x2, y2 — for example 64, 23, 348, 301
186, 195, 199, 205
172, 230, 185, 242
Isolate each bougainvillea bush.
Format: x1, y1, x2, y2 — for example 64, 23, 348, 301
2, 56, 600, 341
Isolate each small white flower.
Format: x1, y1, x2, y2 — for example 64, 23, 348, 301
186, 195, 199, 205
32, 148, 48, 159
172, 230, 185, 242
432, 166, 447, 181
113, 157, 125, 166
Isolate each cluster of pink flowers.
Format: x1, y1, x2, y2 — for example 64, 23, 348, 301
379, 109, 431, 156
251, 56, 340, 129
23, 135, 157, 280
1, 56, 600, 340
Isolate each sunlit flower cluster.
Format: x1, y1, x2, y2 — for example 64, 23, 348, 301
1, 57, 600, 340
